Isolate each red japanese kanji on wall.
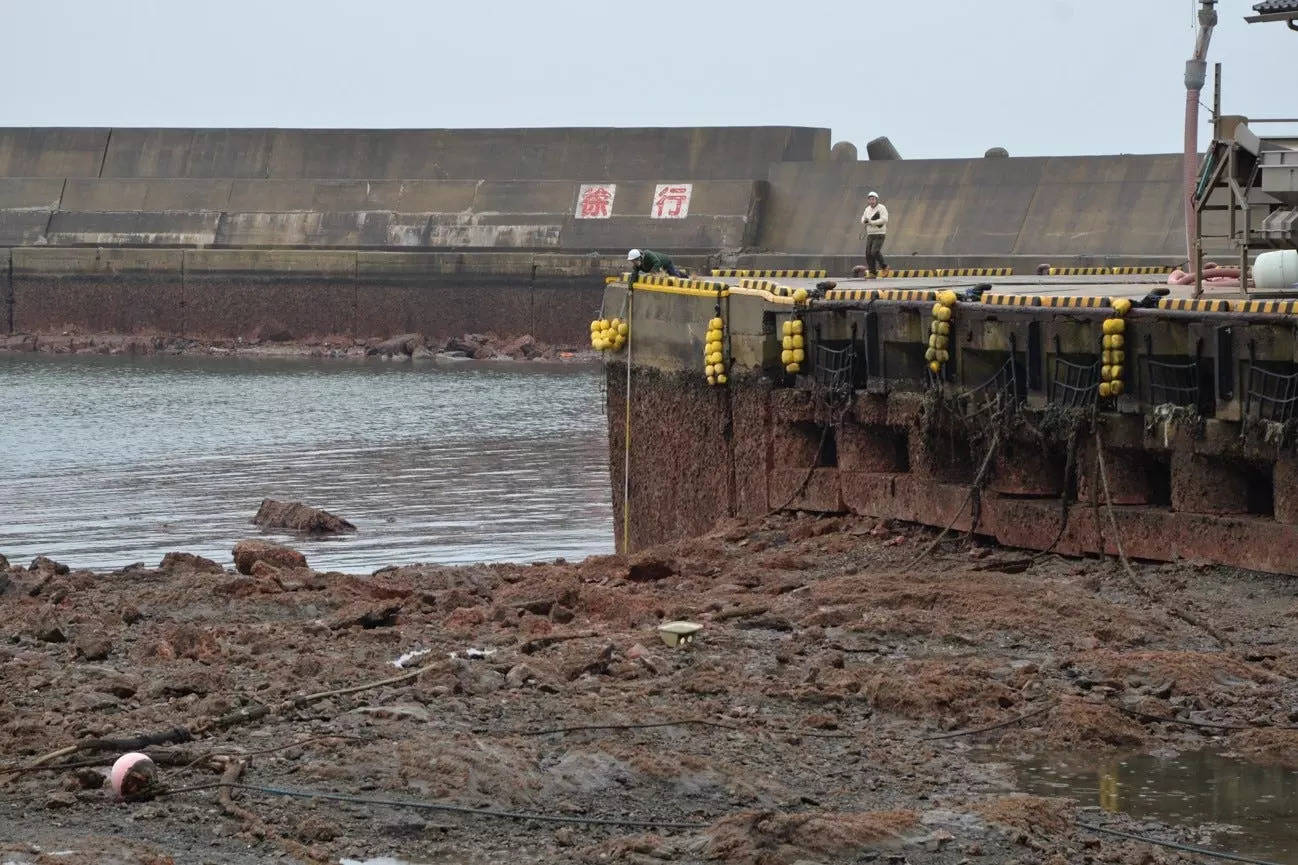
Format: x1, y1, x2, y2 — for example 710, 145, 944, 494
575, 184, 616, 219
651, 183, 692, 219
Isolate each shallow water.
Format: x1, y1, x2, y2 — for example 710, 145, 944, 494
0, 353, 613, 572
1012, 749, 1298, 862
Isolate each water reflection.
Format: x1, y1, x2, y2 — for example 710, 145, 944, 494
1013, 750, 1298, 862
0, 353, 613, 571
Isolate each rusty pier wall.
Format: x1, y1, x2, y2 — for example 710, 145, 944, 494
612, 366, 1298, 576
605, 278, 1298, 576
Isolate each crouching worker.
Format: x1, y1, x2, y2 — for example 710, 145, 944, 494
627, 248, 685, 281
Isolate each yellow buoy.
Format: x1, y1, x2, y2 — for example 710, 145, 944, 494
781, 350, 793, 364
781, 320, 793, 336
1111, 380, 1124, 396
709, 317, 723, 330
1102, 318, 1126, 335
1099, 382, 1112, 398
617, 322, 628, 336
707, 375, 716, 386
791, 319, 803, 335
925, 348, 937, 362
793, 288, 808, 303
782, 335, 793, 351
938, 289, 958, 307
709, 351, 722, 365
1113, 349, 1124, 364
792, 334, 804, 349
934, 305, 952, 322
1111, 364, 1123, 380
717, 374, 728, 385
929, 361, 941, 373
936, 321, 950, 336
1112, 298, 1132, 315
1101, 365, 1112, 380
787, 362, 800, 374
793, 348, 805, 363
1111, 334, 1124, 349
937, 349, 949, 363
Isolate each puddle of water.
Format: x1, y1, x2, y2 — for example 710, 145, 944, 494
1012, 750, 1298, 862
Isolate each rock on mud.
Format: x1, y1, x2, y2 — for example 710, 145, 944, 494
158, 552, 224, 574
253, 499, 356, 534
232, 539, 308, 575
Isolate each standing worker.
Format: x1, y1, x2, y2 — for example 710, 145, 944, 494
859, 192, 889, 278
627, 248, 685, 281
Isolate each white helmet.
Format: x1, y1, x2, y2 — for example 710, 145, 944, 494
867, 191, 879, 199
627, 248, 642, 262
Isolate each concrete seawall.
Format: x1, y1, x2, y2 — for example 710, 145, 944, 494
7, 249, 619, 345
0, 126, 830, 181
757, 154, 1240, 260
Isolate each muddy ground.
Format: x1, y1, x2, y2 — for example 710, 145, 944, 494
3, 514, 1298, 864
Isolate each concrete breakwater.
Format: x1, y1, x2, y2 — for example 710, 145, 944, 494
0, 125, 1244, 344
0, 248, 622, 344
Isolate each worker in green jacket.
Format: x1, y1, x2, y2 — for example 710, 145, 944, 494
627, 248, 685, 281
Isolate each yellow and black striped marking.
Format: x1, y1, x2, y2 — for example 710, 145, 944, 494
1039, 295, 1114, 308
1110, 265, 1175, 275
709, 268, 827, 279
824, 288, 882, 302
882, 289, 940, 301
1157, 298, 1231, 312
1229, 299, 1298, 315
1048, 267, 1112, 276
877, 269, 939, 278
686, 279, 730, 292
982, 293, 1042, 306
632, 279, 730, 298
933, 267, 1013, 277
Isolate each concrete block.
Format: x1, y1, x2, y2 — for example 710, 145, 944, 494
1076, 443, 1156, 505
1274, 458, 1298, 525
0, 128, 109, 177
989, 440, 1064, 497
183, 249, 356, 276
769, 467, 843, 513
837, 422, 909, 472
45, 211, 220, 247
0, 211, 52, 246
102, 129, 274, 178
472, 181, 575, 214
0, 178, 64, 209
1170, 448, 1251, 515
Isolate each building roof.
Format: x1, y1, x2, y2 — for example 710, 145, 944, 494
1253, 0, 1298, 12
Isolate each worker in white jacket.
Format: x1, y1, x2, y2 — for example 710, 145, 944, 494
859, 191, 889, 277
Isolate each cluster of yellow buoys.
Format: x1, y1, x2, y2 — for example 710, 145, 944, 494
781, 317, 805, 375
590, 317, 628, 352
926, 289, 958, 374
704, 316, 728, 385
1099, 297, 1132, 398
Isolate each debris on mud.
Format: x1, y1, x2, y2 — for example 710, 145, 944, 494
3, 512, 1296, 863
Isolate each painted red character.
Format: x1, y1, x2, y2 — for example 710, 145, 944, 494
579, 185, 613, 218
653, 185, 690, 218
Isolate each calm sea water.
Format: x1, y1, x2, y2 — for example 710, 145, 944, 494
0, 353, 613, 572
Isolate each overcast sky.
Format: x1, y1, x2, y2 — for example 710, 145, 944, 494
3, 0, 1293, 159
